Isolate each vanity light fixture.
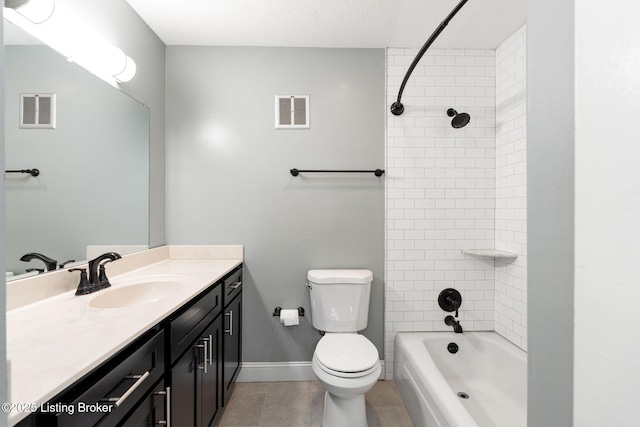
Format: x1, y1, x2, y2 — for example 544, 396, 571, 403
114, 56, 137, 83
4, 0, 137, 84
5, 0, 54, 24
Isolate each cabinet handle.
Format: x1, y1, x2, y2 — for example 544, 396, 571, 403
228, 281, 242, 290
208, 334, 213, 366
196, 339, 209, 374
203, 337, 210, 369
101, 371, 150, 407
225, 311, 233, 335
154, 386, 171, 427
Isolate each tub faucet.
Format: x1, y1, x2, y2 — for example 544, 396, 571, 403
445, 315, 463, 333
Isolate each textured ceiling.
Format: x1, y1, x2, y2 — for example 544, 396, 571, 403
124, 0, 526, 49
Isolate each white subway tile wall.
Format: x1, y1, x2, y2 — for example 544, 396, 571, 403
385, 47, 497, 379
495, 26, 527, 350
384, 26, 527, 379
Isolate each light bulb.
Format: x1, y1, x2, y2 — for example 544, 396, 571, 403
13, 0, 55, 24
114, 56, 137, 83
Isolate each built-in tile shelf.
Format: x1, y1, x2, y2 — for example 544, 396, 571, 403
461, 249, 518, 261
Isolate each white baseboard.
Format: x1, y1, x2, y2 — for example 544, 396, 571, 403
236, 361, 316, 382
236, 361, 386, 382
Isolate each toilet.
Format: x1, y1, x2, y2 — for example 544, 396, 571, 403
307, 269, 381, 427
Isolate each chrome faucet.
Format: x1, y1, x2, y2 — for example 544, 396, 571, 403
445, 315, 463, 333
71, 252, 121, 295
20, 252, 58, 271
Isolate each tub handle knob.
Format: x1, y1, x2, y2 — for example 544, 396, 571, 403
438, 288, 462, 317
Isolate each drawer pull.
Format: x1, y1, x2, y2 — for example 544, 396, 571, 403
102, 371, 150, 408
202, 337, 209, 371
209, 334, 214, 366
225, 311, 233, 335
154, 386, 171, 427
227, 281, 242, 290
196, 339, 209, 373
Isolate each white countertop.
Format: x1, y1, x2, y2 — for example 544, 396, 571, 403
6, 246, 242, 426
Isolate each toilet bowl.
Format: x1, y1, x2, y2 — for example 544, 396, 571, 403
312, 333, 381, 427
307, 269, 380, 427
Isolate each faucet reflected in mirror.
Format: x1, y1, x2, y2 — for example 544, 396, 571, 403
19, 252, 57, 271
19, 252, 76, 272
4, 19, 150, 279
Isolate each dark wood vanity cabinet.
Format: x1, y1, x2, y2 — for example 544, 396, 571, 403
222, 268, 242, 405
17, 264, 242, 427
169, 292, 224, 427
167, 263, 242, 427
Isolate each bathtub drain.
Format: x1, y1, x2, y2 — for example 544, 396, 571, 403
457, 392, 470, 399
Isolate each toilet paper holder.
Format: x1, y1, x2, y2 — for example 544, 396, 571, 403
273, 306, 305, 317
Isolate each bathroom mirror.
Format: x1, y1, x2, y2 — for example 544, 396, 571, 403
4, 20, 150, 278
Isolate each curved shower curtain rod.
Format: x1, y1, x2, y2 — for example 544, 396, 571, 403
390, 0, 469, 116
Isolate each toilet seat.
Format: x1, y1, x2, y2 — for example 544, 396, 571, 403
314, 354, 380, 379
314, 334, 379, 378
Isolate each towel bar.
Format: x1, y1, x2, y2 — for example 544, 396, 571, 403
290, 168, 384, 177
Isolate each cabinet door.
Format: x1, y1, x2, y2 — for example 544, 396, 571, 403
198, 316, 223, 427
171, 346, 196, 426
223, 293, 242, 405
170, 315, 223, 427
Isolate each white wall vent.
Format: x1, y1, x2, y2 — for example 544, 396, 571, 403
20, 93, 56, 129
275, 95, 309, 129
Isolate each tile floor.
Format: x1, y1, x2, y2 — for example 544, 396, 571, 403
218, 380, 415, 427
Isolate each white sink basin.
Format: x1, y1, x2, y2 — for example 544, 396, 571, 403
89, 281, 183, 309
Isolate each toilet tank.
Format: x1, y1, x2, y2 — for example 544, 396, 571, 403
307, 269, 373, 332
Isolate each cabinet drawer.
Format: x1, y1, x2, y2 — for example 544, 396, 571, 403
169, 284, 222, 363
118, 379, 169, 427
37, 330, 164, 427
223, 267, 242, 307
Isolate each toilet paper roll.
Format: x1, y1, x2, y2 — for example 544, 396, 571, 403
279, 309, 299, 326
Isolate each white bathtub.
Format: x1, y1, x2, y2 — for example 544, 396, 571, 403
394, 332, 526, 427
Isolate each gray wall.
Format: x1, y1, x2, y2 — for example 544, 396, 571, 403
166, 47, 385, 362
527, 0, 574, 425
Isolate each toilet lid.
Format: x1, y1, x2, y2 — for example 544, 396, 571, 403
315, 334, 379, 373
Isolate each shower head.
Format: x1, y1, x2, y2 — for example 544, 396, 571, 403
447, 108, 471, 128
